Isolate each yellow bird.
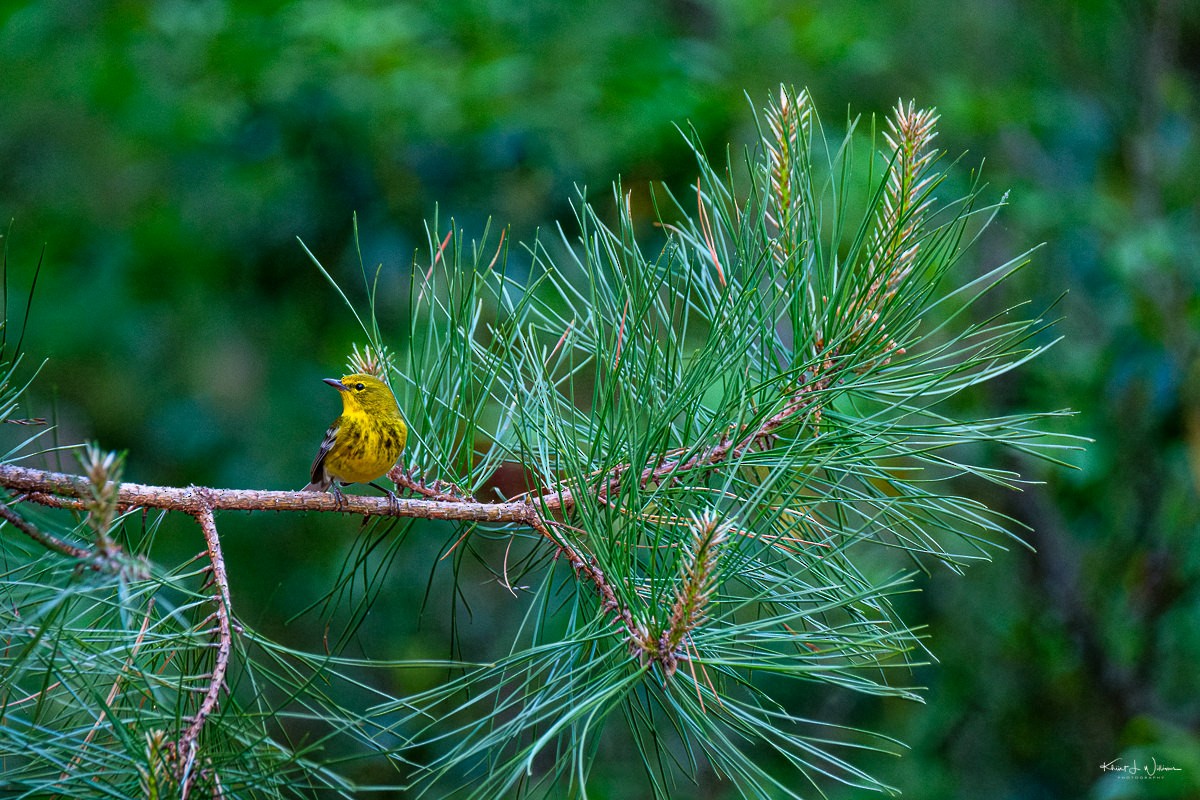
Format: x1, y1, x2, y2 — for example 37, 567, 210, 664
302, 373, 407, 499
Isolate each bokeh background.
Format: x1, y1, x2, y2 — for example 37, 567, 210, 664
2, 1, 1198, 798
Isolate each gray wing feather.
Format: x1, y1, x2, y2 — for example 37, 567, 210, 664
301, 423, 339, 492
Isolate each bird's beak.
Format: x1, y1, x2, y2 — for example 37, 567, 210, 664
323, 378, 348, 392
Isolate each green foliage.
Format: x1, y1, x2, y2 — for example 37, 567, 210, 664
2, 88, 1073, 797
352, 90, 1072, 798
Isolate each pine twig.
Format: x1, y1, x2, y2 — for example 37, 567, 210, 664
178, 498, 233, 799
524, 367, 828, 515
389, 465, 476, 502
0, 498, 90, 559
634, 512, 728, 678
764, 85, 812, 268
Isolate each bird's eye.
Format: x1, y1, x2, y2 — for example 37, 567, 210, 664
355, 383, 365, 391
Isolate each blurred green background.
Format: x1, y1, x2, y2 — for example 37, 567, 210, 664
2, 1, 1198, 797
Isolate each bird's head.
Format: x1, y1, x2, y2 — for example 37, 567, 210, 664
324, 373, 398, 414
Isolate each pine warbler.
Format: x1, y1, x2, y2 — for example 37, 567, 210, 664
302, 373, 407, 499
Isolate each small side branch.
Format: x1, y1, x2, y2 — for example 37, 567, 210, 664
633, 513, 728, 679
531, 517, 637, 641
0, 497, 90, 558
178, 499, 233, 798
389, 466, 476, 502
527, 373, 825, 515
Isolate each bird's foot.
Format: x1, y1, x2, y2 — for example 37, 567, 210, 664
330, 483, 348, 511
367, 480, 400, 514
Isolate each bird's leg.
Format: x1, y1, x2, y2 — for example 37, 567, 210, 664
330, 482, 348, 511
367, 480, 400, 514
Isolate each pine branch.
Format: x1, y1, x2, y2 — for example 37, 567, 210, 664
838, 99, 940, 367
0, 460, 649, 644
634, 512, 729, 677
519, 360, 829, 515
0, 462, 538, 522
870, 100, 939, 302
0, 498, 89, 558
0, 86, 1073, 799
178, 501, 233, 800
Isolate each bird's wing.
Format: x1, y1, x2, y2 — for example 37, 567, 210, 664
303, 422, 339, 491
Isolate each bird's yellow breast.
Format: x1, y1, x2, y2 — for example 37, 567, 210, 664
324, 409, 407, 484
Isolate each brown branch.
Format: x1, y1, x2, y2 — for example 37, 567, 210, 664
389, 466, 476, 502
178, 500, 232, 799
0, 463, 540, 525
0, 464, 648, 626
